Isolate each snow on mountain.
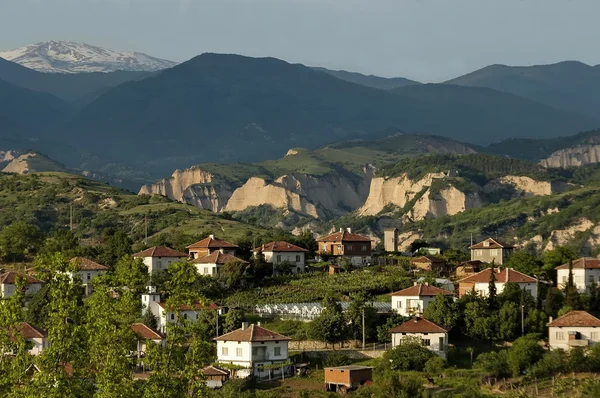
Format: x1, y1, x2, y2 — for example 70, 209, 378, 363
0, 41, 177, 73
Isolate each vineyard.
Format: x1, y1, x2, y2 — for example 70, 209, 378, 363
224, 266, 414, 307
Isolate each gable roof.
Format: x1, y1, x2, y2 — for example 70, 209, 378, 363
317, 230, 371, 243
70, 257, 109, 271
192, 251, 248, 265
412, 256, 446, 264
186, 236, 238, 250
202, 365, 230, 376
458, 267, 536, 284
255, 241, 308, 253
133, 246, 188, 258
215, 324, 291, 342
389, 317, 448, 334
130, 323, 164, 340
469, 238, 514, 249
390, 283, 454, 297
547, 311, 600, 327
556, 258, 600, 270
0, 271, 43, 285
158, 301, 220, 311
17, 322, 46, 339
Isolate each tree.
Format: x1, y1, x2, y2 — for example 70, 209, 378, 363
498, 282, 535, 309
113, 256, 149, 296
524, 308, 548, 335
24, 284, 51, 329
99, 229, 132, 267
346, 292, 378, 341
498, 301, 520, 341
423, 293, 458, 330
464, 299, 498, 341
0, 221, 44, 262
143, 309, 159, 330
544, 287, 565, 317
487, 265, 498, 311
506, 250, 542, 276
381, 338, 435, 371
377, 313, 406, 343
218, 260, 246, 289
424, 356, 446, 376
309, 294, 347, 348
39, 229, 80, 257
506, 334, 544, 376
223, 308, 244, 333
564, 260, 581, 309
474, 350, 510, 377
542, 246, 577, 282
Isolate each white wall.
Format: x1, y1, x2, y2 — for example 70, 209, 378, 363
549, 326, 600, 350
1, 283, 42, 298
473, 282, 538, 301
27, 337, 47, 355
391, 295, 436, 317
195, 263, 219, 276
557, 268, 600, 293
216, 340, 289, 377
140, 256, 186, 274
391, 332, 448, 358
264, 251, 306, 273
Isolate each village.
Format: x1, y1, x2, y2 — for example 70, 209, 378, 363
2, 225, 599, 396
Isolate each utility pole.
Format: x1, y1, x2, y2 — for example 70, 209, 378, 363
521, 304, 525, 337
362, 309, 365, 350
144, 214, 148, 244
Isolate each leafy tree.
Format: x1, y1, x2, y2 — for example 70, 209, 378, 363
544, 287, 565, 317
309, 294, 348, 347
24, 284, 51, 329
143, 309, 159, 330
345, 292, 378, 341
323, 351, 352, 367
524, 308, 548, 335
567, 348, 589, 372
381, 338, 435, 371
423, 293, 458, 330
542, 246, 577, 282
464, 299, 498, 341
99, 229, 132, 267
498, 282, 535, 309
113, 255, 149, 296
424, 356, 446, 376
295, 230, 318, 254
506, 334, 544, 376
39, 229, 80, 257
506, 250, 542, 276
219, 260, 247, 288
487, 266, 498, 310
223, 308, 244, 333
498, 301, 520, 341
527, 349, 567, 378
564, 260, 581, 309
0, 221, 44, 262
377, 313, 406, 343
474, 350, 510, 377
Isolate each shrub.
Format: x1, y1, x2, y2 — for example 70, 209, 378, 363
323, 351, 352, 367
424, 356, 446, 376
382, 340, 435, 371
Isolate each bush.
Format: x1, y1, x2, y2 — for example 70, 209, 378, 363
507, 334, 544, 376
424, 356, 446, 376
323, 351, 352, 367
474, 350, 510, 378
527, 349, 567, 378
382, 341, 435, 371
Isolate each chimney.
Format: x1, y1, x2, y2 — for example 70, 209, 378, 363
413, 281, 418, 286
209, 234, 215, 240
340, 228, 343, 233
220, 248, 224, 254
549, 316, 553, 324
424, 282, 429, 286
241, 322, 248, 330
346, 228, 352, 233
257, 322, 261, 327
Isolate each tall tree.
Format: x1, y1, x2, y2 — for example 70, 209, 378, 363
309, 294, 348, 348
223, 308, 244, 333
564, 260, 581, 309
345, 292, 378, 341
423, 293, 458, 330
487, 266, 498, 311
0, 222, 44, 262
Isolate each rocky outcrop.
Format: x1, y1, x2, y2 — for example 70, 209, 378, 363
545, 218, 594, 251
541, 144, 600, 168
483, 176, 567, 197
411, 186, 483, 220
2, 152, 68, 174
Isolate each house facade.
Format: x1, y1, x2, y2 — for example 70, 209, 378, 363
390, 283, 455, 317
0, 272, 43, 298
411, 256, 449, 274
457, 267, 538, 300
215, 323, 291, 379
186, 235, 238, 259
390, 317, 449, 359
469, 238, 514, 265
133, 246, 188, 274
70, 257, 109, 296
17, 322, 48, 355
254, 241, 308, 274
556, 258, 600, 293
547, 311, 600, 351
192, 251, 248, 276
324, 366, 373, 393
130, 323, 165, 357
455, 260, 483, 279
317, 228, 371, 266
383, 228, 399, 253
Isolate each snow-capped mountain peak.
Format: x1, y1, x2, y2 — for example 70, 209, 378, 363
0, 41, 177, 73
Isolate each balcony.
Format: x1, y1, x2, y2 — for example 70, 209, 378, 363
568, 339, 589, 348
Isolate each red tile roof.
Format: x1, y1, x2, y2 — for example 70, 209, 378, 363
130, 323, 164, 340
458, 268, 536, 284
317, 230, 371, 243
389, 318, 448, 334
556, 258, 600, 270
0, 271, 43, 285
202, 365, 230, 376
215, 324, 291, 342
547, 311, 600, 327
70, 257, 109, 271
17, 322, 46, 339
412, 256, 446, 264
390, 284, 454, 297
192, 251, 248, 265
158, 301, 220, 311
186, 236, 238, 250
469, 238, 514, 249
133, 246, 188, 258
254, 241, 308, 253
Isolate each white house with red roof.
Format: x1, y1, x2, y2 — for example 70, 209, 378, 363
130, 323, 165, 359
186, 235, 238, 259
556, 258, 600, 293
390, 317, 449, 358
141, 286, 220, 333
133, 246, 188, 274
547, 311, 600, 350
0, 272, 43, 298
192, 251, 248, 276
390, 283, 455, 317
254, 241, 309, 274
16, 322, 48, 355
215, 322, 291, 378
70, 257, 109, 296
457, 267, 538, 300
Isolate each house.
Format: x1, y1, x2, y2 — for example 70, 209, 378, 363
324, 366, 373, 393
202, 366, 230, 389
141, 286, 220, 333
455, 260, 483, 278
457, 267, 538, 300
411, 256, 449, 274
390, 283, 455, 317
384, 228, 399, 252
17, 322, 48, 355
415, 277, 455, 292
0, 272, 43, 298
133, 246, 188, 274
186, 235, 238, 259
547, 311, 600, 351
192, 251, 248, 276
70, 257, 109, 296
253, 241, 308, 274
130, 323, 165, 354
556, 258, 600, 293
390, 317, 449, 359
215, 322, 291, 379
469, 238, 514, 265
317, 228, 371, 266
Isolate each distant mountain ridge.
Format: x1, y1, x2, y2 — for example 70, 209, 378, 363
0, 41, 177, 73
312, 67, 421, 89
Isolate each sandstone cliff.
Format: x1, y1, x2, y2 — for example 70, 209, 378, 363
541, 144, 600, 168
410, 185, 483, 220
483, 176, 567, 197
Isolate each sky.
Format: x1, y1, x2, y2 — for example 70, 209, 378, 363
0, 0, 599, 82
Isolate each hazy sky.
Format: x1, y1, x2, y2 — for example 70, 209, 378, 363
1, 0, 599, 82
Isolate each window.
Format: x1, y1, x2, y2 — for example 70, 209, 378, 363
556, 331, 565, 340
236, 348, 243, 357
347, 245, 353, 251
203, 267, 208, 275
170, 313, 175, 321
590, 275, 596, 284
276, 255, 281, 263
361, 245, 367, 251
222, 347, 228, 356
592, 332, 599, 340
491, 249, 498, 256
157, 261, 162, 270
421, 339, 431, 347
322, 244, 327, 251
274, 347, 281, 356
87, 273, 91, 281
562, 276, 567, 283
396, 300, 402, 308
296, 255, 300, 262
